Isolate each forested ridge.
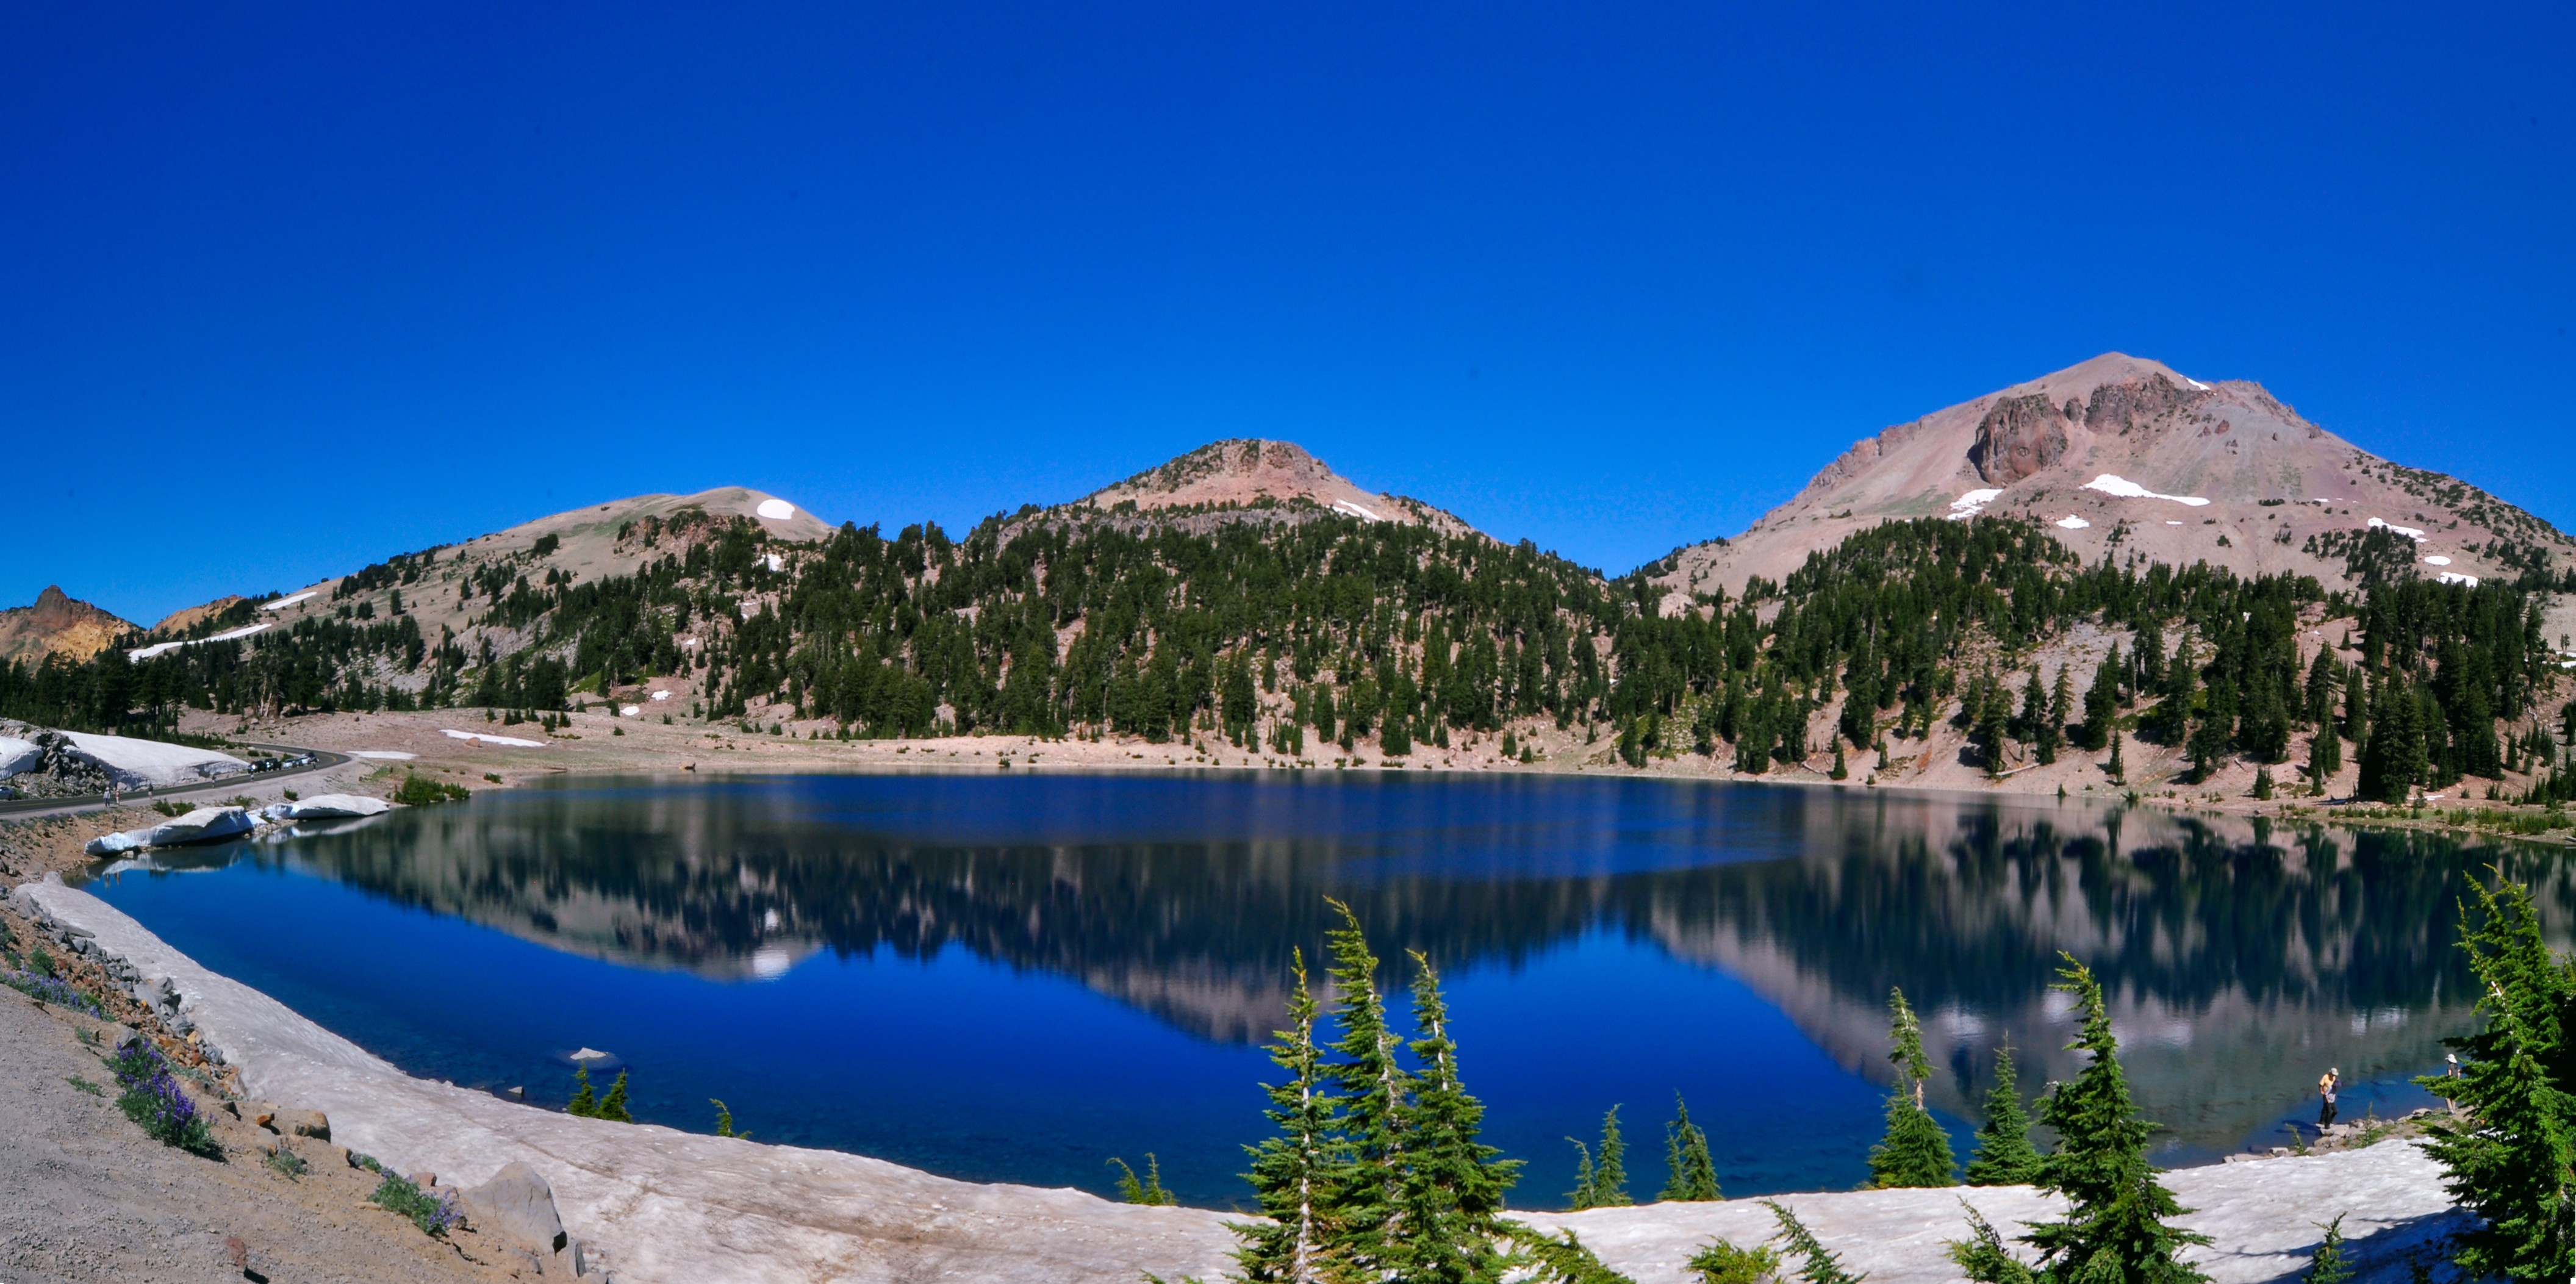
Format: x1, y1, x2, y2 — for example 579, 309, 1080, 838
3, 500, 2569, 806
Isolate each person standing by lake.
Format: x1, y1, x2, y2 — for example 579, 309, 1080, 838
2318, 1066, 2341, 1128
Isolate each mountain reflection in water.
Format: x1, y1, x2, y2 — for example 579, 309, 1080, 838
98, 771, 2571, 1188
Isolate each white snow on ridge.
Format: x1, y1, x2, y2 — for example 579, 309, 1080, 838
1332, 500, 1384, 522
2185, 378, 2212, 390
261, 592, 317, 611
2437, 572, 2481, 587
2422, 556, 2452, 567
2081, 475, 2210, 507
755, 498, 797, 520
131, 622, 273, 661
1946, 489, 2004, 520
440, 729, 545, 748
2054, 515, 2091, 530
2369, 518, 2427, 542
0, 737, 41, 778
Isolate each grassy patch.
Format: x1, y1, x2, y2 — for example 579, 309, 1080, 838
66, 1075, 104, 1096
265, 1145, 309, 1179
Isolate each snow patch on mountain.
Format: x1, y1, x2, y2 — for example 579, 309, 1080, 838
2081, 475, 2211, 507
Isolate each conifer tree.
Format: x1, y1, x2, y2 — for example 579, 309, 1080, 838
1232, 948, 1341, 1283
1660, 1095, 1724, 1202
2080, 648, 2122, 751
1956, 955, 2209, 1284
2303, 1216, 2352, 1284
2106, 731, 2125, 783
1319, 900, 1410, 1274
566, 1065, 598, 1117
1764, 1201, 1865, 1284
2306, 725, 2341, 795
1566, 1106, 1630, 1208
1867, 988, 1956, 1188
597, 1069, 633, 1122
2411, 875, 2576, 1283
1963, 1041, 2043, 1186
1397, 952, 1521, 1283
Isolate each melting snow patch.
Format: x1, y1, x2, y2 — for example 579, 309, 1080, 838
2080, 475, 2210, 507
1947, 489, 2004, 520
440, 730, 545, 748
619, 705, 642, 717
1332, 500, 1384, 522
755, 498, 796, 520
2186, 378, 2211, 390
347, 751, 417, 761
650, 690, 673, 701
2165, 520, 2184, 526
2054, 515, 2091, 530
2422, 555, 2452, 567
2368, 518, 2427, 542
260, 592, 317, 611
762, 553, 785, 572
2436, 572, 2481, 587
131, 622, 273, 661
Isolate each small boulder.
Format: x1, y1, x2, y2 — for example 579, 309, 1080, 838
281, 1108, 329, 1141
462, 1161, 567, 1255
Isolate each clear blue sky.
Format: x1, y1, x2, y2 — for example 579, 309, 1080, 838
6, 2, 2571, 626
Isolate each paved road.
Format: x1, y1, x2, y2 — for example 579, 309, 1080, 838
0, 742, 348, 820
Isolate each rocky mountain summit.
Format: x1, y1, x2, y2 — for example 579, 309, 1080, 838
0, 586, 138, 667
1652, 353, 2575, 602
1063, 438, 1485, 539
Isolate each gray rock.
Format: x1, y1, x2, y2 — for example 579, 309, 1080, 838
463, 1161, 567, 1255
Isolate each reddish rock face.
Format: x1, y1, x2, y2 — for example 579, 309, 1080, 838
1971, 395, 2070, 484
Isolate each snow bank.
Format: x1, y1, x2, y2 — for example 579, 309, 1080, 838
2422, 556, 2452, 567
2437, 572, 2481, 587
260, 592, 317, 611
269, 794, 390, 820
2080, 475, 2210, 507
0, 737, 40, 779
440, 730, 545, 748
1947, 489, 2004, 520
2368, 518, 2427, 542
619, 705, 642, 718
2054, 515, 2091, 529
755, 498, 797, 520
346, 750, 416, 761
130, 621, 273, 661
649, 690, 673, 702
82, 806, 256, 855
1332, 500, 1385, 522
59, 731, 250, 789
762, 553, 786, 572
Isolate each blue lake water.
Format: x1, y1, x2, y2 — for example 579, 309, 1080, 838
82, 771, 2547, 1207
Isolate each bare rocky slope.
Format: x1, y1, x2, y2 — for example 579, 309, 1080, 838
1651, 353, 2576, 603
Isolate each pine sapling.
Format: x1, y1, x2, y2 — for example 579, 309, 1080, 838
1765, 1200, 1866, 1284
1866, 988, 1956, 1188
597, 1069, 633, 1122
2305, 1214, 2352, 1284
1963, 1041, 2043, 1186
1660, 1094, 1724, 1202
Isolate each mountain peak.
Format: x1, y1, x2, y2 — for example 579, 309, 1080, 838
1649, 355, 2571, 602
0, 584, 137, 667
1080, 439, 1389, 518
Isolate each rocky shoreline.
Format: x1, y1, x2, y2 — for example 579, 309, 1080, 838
1, 868, 2471, 1284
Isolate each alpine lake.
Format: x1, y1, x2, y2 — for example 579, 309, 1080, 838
78, 770, 2559, 1208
